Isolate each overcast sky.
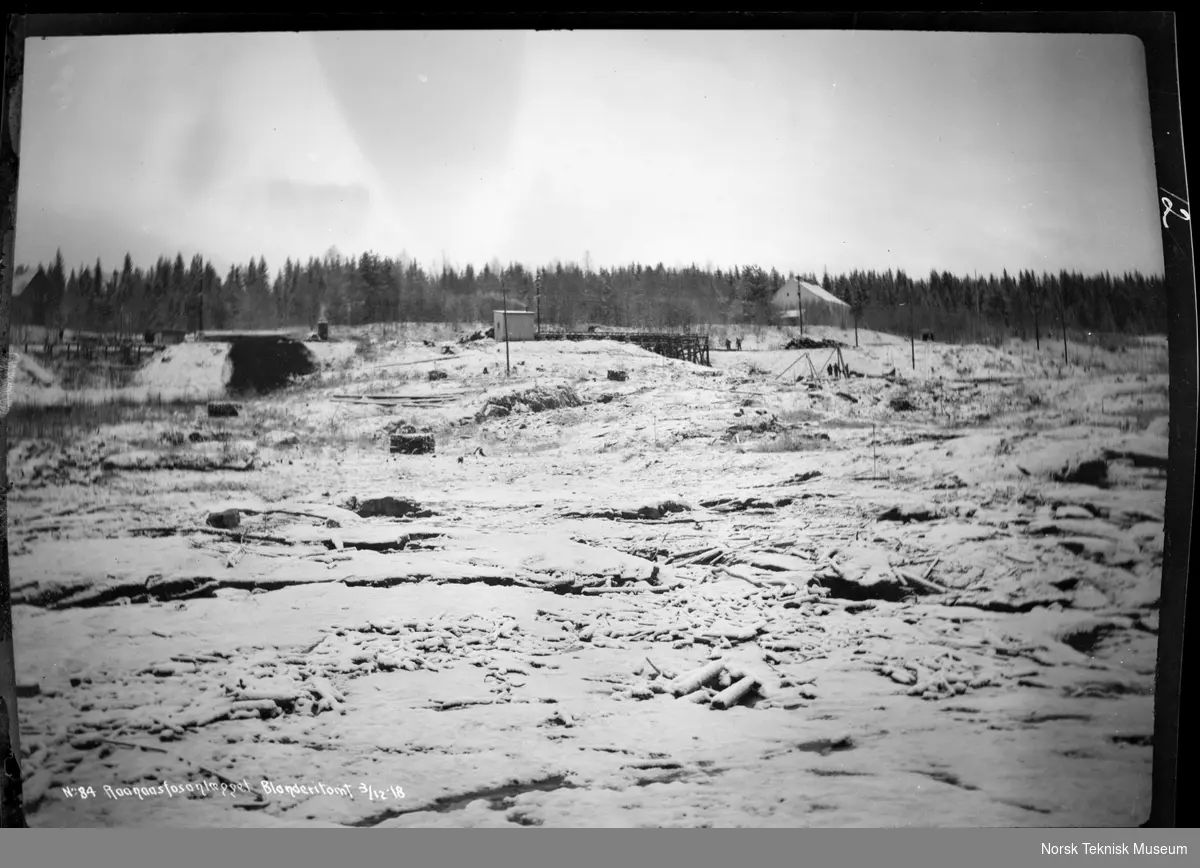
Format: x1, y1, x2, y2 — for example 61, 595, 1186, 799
15, 29, 1164, 279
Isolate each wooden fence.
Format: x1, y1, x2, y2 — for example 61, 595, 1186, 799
21, 341, 159, 365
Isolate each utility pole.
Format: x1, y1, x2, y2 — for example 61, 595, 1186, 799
502, 274, 511, 377
1059, 279, 1069, 366
535, 268, 542, 336
1033, 278, 1041, 351
797, 282, 804, 337
910, 305, 915, 370
908, 284, 916, 371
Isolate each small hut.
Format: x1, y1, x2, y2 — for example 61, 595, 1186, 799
493, 310, 536, 342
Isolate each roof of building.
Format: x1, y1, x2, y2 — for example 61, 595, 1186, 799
12, 268, 49, 297
493, 309, 535, 315
772, 278, 849, 308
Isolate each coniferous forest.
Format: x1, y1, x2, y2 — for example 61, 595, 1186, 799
13, 248, 1168, 345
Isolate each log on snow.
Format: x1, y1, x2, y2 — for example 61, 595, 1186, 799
307, 676, 345, 712
669, 660, 728, 697
711, 675, 761, 710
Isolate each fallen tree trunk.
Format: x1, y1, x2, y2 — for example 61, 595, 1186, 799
232, 689, 302, 704
700, 624, 761, 642
171, 701, 237, 730
669, 660, 727, 697
711, 674, 761, 710
897, 569, 948, 595
717, 565, 794, 588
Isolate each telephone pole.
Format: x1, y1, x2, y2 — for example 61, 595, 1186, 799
501, 274, 511, 377
1058, 278, 1069, 366
907, 283, 916, 370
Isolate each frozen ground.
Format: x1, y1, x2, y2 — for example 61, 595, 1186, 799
7, 324, 1169, 827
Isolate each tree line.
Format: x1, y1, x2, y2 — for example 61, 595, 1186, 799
13, 248, 1167, 343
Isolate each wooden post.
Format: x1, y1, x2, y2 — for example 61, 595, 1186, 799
909, 301, 916, 371
501, 277, 511, 378
1059, 284, 1069, 366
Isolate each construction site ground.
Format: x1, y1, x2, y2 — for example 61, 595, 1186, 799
6, 324, 1168, 827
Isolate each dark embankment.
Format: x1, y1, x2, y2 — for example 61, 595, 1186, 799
226, 335, 318, 393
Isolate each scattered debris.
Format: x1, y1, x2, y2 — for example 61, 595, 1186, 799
874, 652, 999, 701
726, 415, 780, 438
354, 496, 436, 519
476, 384, 584, 420
390, 434, 435, 455
188, 428, 232, 443
264, 431, 300, 448
566, 500, 691, 521
815, 557, 909, 603
207, 509, 241, 530
777, 470, 822, 486
877, 502, 941, 523
207, 402, 241, 418
8, 323, 1167, 828
101, 449, 257, 473
459, 328, 495, 343
1055, 458, 1109, 487
334, 392, 462, 408
784, 336, 845, 350
1102, 443, 1168, 470
700, 495, 794, 512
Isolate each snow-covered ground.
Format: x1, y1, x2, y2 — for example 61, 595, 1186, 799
7, 325, 1168, 827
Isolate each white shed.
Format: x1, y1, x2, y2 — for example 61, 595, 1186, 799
493, 310, 536, 341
